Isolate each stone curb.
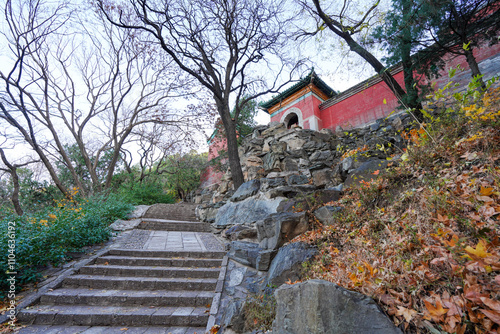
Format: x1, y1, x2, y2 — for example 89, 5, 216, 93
0, 241, 116, 325
206, 255, 229, 332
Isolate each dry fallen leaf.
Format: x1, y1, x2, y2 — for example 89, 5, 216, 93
424, 300, 448, 321
464, 240, 492, 259
396, 306, 417, 322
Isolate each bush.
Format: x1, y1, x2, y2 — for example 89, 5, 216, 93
0, 192, 133, 298
117, 180, 176, 205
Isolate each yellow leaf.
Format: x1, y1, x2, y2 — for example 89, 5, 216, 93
465, 240, 492, 259
480, 186, 494, 196
383, 98, 387, 104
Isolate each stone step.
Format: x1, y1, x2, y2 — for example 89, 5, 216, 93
63, 275, 217, 291
108, 249, 226, 259
16, 325, 206, 334
95, 255, 223, 268
138, 220, 210, 232
40, 288, 214, 307
18, 305, 209, 327
79, 265, 220, 278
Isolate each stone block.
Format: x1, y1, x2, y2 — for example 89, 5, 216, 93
273, 280, 402, 334
312, 168, 332, 187
230, 179, 260, 202
256, 212, 308, 250
263, 152, 281, 172
265, 242, 317, 288
215, 196, 285, 227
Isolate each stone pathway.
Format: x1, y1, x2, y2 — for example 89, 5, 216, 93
16, 204, 225, 334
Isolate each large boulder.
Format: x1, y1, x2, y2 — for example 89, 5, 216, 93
265, 242, 317, 287
256, 212, 309, 250
215, 196, 284, 227
230, 179, 261, 202
273, 279, 403, 334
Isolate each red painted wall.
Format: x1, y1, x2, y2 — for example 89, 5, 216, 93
321, 71, 405, 130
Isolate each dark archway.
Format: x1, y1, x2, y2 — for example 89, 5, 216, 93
286, 113, 299, 129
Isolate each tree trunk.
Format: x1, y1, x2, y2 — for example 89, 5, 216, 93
10, 168, 23, 216
343, 34, 407, 102
0, 149, 23, 216
464, 47, 486, 90
217, 101, 245, 190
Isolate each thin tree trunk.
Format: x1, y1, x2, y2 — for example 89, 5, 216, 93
344, 35, 407, 102
464, 47, 486, 90
0, 149, 23, 216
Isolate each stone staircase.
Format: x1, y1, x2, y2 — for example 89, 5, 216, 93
17, 204, 225, 334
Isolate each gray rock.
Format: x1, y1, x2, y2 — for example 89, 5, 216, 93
265, 242, 317, 287
231, 179, 261, 202
245, 166, 266, 181
271, 142, 287, 154
287, 174, 309, 185
312, 168, 332, 187
126, 205, 151, 219
263, 152, 282, 172
228, 241, 262, 267
197, 204, 221, 223
284, 137, 307, 150
313, 206, 343, 225
264, 185, 316, 199
260, 177, 287, 191
228, 267, 246, 287
224, 225, 258, 241
281, 157, 299, 172
344, 159, 391, 188
261, 122, 286, 137
335, 125, 344, 137
266, 171, 299, 179
257, 249, 276, 271
220, 298, 245, 332
370, 122, 380, 131
110, 219, 141, 231
215, 196, 284, 227
392, 116, 404, 131
256, 212, 308, 250
227, 241, 275, 271
328, 183, 344, 192
310, 150, 332, 161
273, 279, 402, 334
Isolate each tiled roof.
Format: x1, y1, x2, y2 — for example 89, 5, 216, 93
259, 68, 337, 112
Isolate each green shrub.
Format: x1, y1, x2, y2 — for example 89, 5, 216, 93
117, 180, 176, 205
0, 193, 133, 299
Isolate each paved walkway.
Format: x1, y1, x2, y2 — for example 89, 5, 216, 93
16, 204, 225, 334
143, 231, 208, 252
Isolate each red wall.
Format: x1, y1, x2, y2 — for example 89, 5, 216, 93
321, 71, 405, 130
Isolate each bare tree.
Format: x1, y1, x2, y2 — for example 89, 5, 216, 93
0, 143, 39, 215
98, 0, 304, 189
0, 0, 204, 196
299, 0, 408, 105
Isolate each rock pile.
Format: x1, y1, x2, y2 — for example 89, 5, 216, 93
195, 113, 416, 333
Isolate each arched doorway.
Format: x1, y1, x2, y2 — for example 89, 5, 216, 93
285, 113, 299, 128
280, 108, 303, 129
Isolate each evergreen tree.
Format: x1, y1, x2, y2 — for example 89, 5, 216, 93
372, 0, 434, 116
